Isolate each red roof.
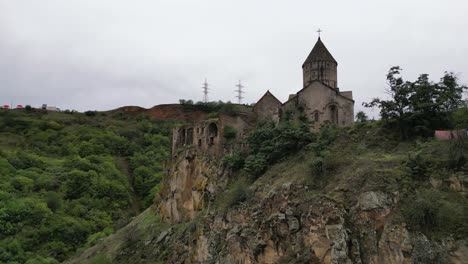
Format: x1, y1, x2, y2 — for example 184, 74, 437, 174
3, 105, 10, 108
16, 105, 24, 108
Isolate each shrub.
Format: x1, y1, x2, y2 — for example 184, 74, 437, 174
244, 154, 268, 178
84, 111, 97, 117
45, 192, 63, 212
90, 254, 112, 264
450, 107, 468, 129
309, 157, 324, 176
217, 179, 252, 212
223, 152, 245, 171
401, 189, 468, 239
223, 125, 237, 140
404, 152, 431, 181
448, 136, 466, 170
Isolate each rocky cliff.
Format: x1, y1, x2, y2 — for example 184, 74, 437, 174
65, 128, 467, 264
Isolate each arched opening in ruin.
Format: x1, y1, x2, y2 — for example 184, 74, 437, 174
329, 105, 338, 125
186, 128, 194, 145
208, 123, 218, 146
178, 128, 186, 147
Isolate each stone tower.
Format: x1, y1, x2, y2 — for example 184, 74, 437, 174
302, 37, 338, 89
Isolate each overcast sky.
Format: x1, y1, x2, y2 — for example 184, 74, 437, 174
1, 0, 467, 116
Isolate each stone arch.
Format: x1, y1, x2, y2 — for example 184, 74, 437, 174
313, 110, 320, 122
207, 123, 218, 146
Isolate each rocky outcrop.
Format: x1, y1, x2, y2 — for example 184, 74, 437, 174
159, 150, 228, 223
156, 175, 457, 263
65, 151, 465, 264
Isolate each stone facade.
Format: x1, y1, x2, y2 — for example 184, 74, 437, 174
253, 91, 282, 123
171, 113, 255, 156
282, 81, 354, 129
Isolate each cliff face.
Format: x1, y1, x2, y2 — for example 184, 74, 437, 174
151, 153, 465, 264
158, 150, 229, 223
65, 131, 467, 264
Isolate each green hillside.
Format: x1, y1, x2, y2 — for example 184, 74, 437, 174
64, 121, 468, 263
0, 109, 174, 263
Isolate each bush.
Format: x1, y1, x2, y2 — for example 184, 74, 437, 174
223, 152, 245, 171
84, 111, 97, 117
448, 136, 466, 170
217, 179, 252, 212
90, 254, 112, 264
309, 157, 324, 176
404, 152, 431, 181
223, 125, 237, 140
244, 154, 268, 178
450, 108, 468, 129
45, 192, 63, 212
401, 189, 468, 239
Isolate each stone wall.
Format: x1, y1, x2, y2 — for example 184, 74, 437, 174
171, 112, 255, 158
253, 91, 282, 124
172, 120, 222, 157
282, 81, 354, 129
303, 60, 338, 88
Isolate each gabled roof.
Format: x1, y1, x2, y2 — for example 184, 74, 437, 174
303, 37, 337, 66
254, 90, 282, 109
281, 80, 354, 106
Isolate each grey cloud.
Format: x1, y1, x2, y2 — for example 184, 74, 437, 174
0, 0, 467, 116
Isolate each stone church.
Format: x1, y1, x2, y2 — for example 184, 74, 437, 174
171, 36, 354, 156
254, 37, 354, 129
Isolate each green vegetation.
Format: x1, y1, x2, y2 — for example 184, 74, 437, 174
364, 66, 467, 138
222, 120, 313, 180
0, 109, 173, 263
215, 178, 252, 213
178, 100, 242, 116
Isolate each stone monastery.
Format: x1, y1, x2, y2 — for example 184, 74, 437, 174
172, 37, 354, 155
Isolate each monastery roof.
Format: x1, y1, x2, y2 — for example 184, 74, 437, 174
303, 37, 337, 66
254, 90, 282, 107
281, 80, 354, 106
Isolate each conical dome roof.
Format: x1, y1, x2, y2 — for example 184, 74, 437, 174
303, 37, 337, 65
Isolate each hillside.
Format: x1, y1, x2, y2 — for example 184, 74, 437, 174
65, 123, 468, 263
0, 109, 174, 263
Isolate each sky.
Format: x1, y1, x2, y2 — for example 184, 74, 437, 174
1, 0, 467, 117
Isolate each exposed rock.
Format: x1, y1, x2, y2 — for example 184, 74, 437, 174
358, 191, 389, 211
287, 216, 300, 233
447, 175, 465, 192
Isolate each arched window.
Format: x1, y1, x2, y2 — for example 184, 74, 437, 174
314, 112, 319, 122
208, 123, 218, 146
329, 105, 338, 124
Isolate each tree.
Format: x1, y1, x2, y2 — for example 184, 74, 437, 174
364, 66, 412, 138
355, 111, 368, 122
364, 66, 467, 138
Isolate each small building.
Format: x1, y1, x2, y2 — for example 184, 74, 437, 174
46, 106, 59, 111
434, 130, 467, 141
2, 105, 10, 109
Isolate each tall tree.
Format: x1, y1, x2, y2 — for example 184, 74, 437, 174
364, 67, 467, 138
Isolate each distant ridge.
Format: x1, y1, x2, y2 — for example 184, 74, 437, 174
112, 104, 208, 122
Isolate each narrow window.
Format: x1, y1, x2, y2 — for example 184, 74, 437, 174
314, 112, 319, 122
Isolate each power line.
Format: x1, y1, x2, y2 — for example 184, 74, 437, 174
234, 80, 245, 104
202, 78, 209, 103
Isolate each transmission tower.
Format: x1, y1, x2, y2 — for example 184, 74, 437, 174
202, 78, 209, 103
234, 80, 245, 104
